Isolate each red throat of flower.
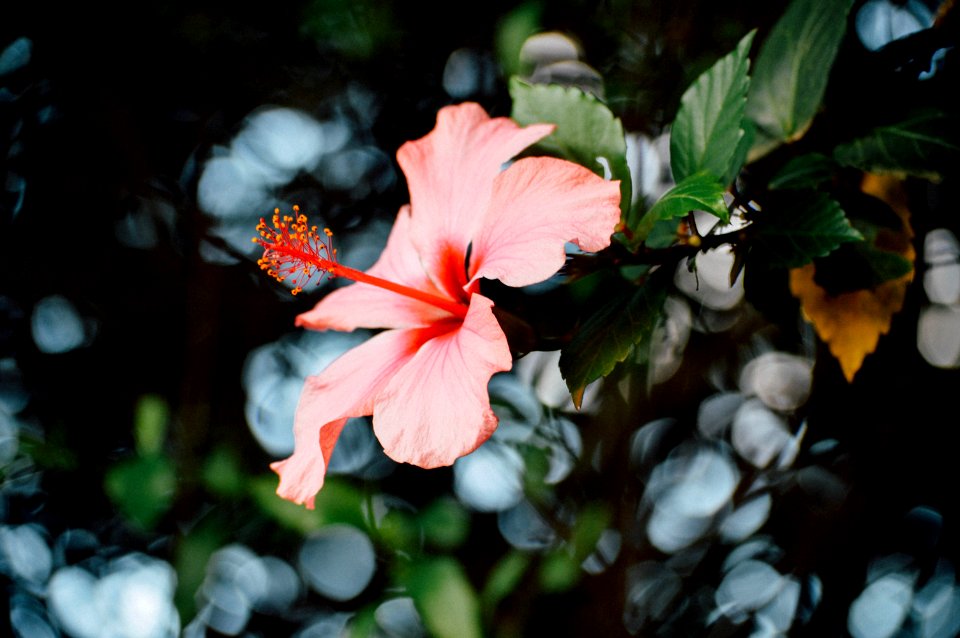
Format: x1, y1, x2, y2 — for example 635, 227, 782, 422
254, 207, 468, 319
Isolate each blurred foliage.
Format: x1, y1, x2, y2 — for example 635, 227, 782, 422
403, 558, 483, 638
495, 2, 544, 78
104, 453, 177, 530
302, 0, 398, 60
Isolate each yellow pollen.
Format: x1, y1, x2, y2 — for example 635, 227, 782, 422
252, 207, 339, 295
252, 209, 470, 319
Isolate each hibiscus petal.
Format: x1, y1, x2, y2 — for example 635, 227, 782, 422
469, 156, 621, 288
373, 294, 512, 468
397, 103, 554, 298
296, 206, 455, 331
271, 327, 431, 507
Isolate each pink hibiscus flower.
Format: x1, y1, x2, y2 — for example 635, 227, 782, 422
257, 102, 621, 508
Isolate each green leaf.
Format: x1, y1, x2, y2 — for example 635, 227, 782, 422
670, 30, 755, 184
813, 220, 913, 293
174, 516, 229, 619
495, 2, 543, 77
769, 153, 838, 190
406, 558, 483, 638
640, 218, 684, 250
481, 551, 531, 613
376, 508, 418, 553
807, 184, 915, 294
833, 111, 960, 180
348, 606, 379, 638
539, 552, 580, 592
539, 503, 612, 592
510, 78, 632, 215
17, 429, 78, 470
302, 0, 397, 60
751, 191, 863, 268
852, 237, 914, 282
724, 119, 756, 185
201, 446, 246, 497
560, 277, 668, 407
634, 172, 728, 240
250, 475, 365, 534
420, 497, 470, 550
104, 454, 176, 530
569, 503, 611, 561
746, 0, 855, 157
250, 476, 326, 534
134, 394, 168, 456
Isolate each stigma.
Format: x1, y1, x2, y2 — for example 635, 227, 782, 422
254, 205, 338, 295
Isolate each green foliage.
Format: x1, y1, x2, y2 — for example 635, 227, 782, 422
670, 31, 755, 184
104, 393, 177, 530
496, 2, 543, 77
539, 504, 610, 592
250, 475, 365, 534
520, 445, 552, 502
560, 276, 668, 407
405, 558, 483, 638
725, 119, 756, 185
16, 429, 78, 470
348, 607, 379, 638
750, 191, 863, 268
802, 180, 915, 294
538, 551, 580, 592
104, 454, 176, 530
420, 497, 470, 550
633, 172, 728, 242
201, 446, 246, 497
850, 226, 914, 284
834, 111, 960, 180
302, 0, 397, 59
481, 551, 531, 614
746, 0, 855, 157
641, 219, 684, 250
134, 394, 168, 456
814, 220, 914, 293
376, 508, 419, 553
510, 78, 632, 216
769, 153, 839, 190
569, 504, 611, 560
174, 517, 228, 619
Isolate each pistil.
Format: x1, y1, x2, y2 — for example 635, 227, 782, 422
254, 208, 467, 319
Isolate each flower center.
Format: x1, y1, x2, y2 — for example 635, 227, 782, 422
254, 207, 468, 319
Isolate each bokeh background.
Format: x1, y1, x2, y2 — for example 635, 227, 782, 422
2, 1, 959, 636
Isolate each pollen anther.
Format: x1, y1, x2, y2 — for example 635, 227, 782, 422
253, 208, 339, 295
252, 209, 468, 318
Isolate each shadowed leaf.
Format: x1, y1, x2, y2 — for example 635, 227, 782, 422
790, 175, 914, 381
769, 153, 838, 190
751, 191, 862, 268
746, 0, 855, 158
560, 277, 668, 407
406, 558, 483, 638
104, 454, 176, 530
834, 111, 960, 180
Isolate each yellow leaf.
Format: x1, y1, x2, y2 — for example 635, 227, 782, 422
789, 175, 915, 381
